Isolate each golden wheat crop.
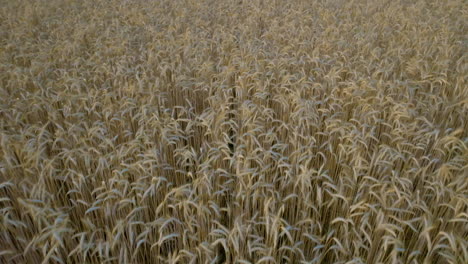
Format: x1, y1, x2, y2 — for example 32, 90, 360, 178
0, 0, 467, 263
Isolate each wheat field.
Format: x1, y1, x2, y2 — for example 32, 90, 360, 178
0, 0, 467, 263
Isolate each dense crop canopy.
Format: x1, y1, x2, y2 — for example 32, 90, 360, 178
0, 0, 467, 263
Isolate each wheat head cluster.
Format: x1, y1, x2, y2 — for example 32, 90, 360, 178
0, 0, 467, 263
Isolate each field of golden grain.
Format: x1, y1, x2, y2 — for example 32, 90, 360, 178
0, 0, 467, 263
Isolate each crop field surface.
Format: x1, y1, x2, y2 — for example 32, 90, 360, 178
0, 0, 467, 263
